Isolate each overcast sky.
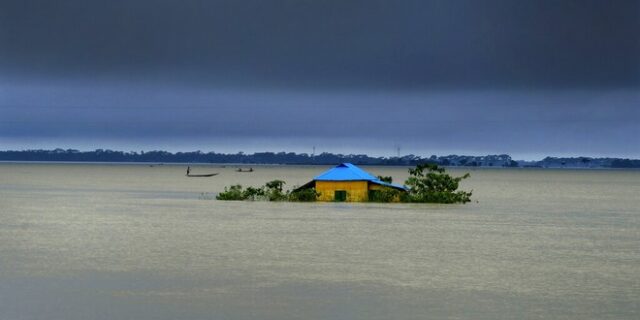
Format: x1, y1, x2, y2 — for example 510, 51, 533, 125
1, 0, 638, 159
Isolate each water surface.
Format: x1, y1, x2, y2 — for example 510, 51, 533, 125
1, 163, 639, 319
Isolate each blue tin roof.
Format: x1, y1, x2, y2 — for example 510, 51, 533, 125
374, 180, 409, 191
314, 163, 408, 191
314, 163, 377, 181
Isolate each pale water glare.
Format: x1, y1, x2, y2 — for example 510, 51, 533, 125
1, 163, 639, 319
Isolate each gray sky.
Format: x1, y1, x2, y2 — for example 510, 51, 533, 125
1, 0, 639, 159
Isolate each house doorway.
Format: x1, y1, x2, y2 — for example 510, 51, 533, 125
334, 190, 347, 202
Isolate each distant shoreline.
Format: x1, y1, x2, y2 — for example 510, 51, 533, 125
1, 160, 639, 170
1, 149, 639, 168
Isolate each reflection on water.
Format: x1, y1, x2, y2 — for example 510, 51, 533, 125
1, 163, 639, 319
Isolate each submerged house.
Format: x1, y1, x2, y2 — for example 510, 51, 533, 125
296, 163, 408, 202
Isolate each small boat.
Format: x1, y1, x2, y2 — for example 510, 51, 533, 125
185, 166, 218, 177
186, 173, 219, 177
236, 167, 254, 173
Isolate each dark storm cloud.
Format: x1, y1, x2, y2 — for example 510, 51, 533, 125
1, 1, 638, 158
1, 0, 638, 88
1, 80, 638, 158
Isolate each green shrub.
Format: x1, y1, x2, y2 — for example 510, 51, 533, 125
242, 186, 266, 201
288, 188, 320, 202
368, 188, 402, 202
265, 180, 285, 192
265, 180, 288, 201
217, 180, 313, 202
216, 184, 247, 200
404, 163, 472, 203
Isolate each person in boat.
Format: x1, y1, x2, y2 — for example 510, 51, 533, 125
187, 166, 191, 175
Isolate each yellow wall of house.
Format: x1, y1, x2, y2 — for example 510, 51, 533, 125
316, 181, 369, 202
367, 183, 404, 202
368, 184, 385, 191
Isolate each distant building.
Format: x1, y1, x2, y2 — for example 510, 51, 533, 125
296, 163, 408, 202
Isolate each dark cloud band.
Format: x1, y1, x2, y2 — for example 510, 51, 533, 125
1, 0, 638, 88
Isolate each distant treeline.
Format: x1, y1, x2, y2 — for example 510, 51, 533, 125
0, 149, 639, 168
0, 149, 432, 165
532, 157, 640, 169
610, 159, 640, 168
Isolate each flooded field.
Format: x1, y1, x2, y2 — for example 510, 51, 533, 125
1, 163, 639, 319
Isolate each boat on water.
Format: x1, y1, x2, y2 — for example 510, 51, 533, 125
236, 167, 254, 173
186, 173, 219, 177
185, 166, 218, 177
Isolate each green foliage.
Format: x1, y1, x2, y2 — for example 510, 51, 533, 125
217, 180, 319, 202
216, 184, 247, 200
377, 175, 393, 183
368, 188, 405, 202
405, 163, 472, 203
265, 179, 285, 192
242, 186, 265, 200
288, 188, 320, 202
264, 180, 288, 201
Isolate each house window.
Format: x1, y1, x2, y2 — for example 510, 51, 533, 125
334, 190, 347, 202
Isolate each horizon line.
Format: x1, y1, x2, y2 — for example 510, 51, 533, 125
1, 148, 638, 162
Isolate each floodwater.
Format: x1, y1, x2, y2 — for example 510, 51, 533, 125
1, 163, 639, 319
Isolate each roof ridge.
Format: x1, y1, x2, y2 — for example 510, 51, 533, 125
314, 163, 377, 181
